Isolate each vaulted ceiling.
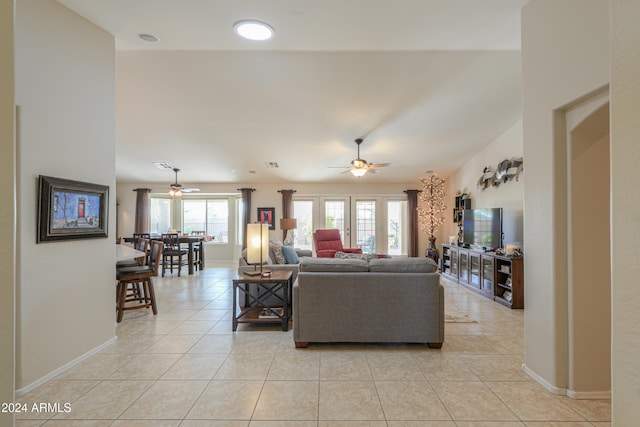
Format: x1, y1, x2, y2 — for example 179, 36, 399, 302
58, 0, 526, 185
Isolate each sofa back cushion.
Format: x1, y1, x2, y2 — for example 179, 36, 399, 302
300, 257, 369, 272
368, 257, 437, 273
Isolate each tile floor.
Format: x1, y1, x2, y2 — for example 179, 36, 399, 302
16, 263, 611, 426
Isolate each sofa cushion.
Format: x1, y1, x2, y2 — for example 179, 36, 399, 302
368, 257, 438, 273
300, 257, 369, 272
334, 251, 377, 262
269, 240, 287, 264
281, 245, 300, 264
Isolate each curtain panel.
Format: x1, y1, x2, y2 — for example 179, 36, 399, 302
404, 189, 421, 257
133, 188, 152, 234
278, 189, 296, 240
238, 188, 255, 249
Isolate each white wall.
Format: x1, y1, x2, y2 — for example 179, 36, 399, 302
116, 181, 437, 259
610, 0, 640, 422
0, 0, 15, 423
15, 0, 116, 391
446, 120, 524, 246
521, 0, 609, 395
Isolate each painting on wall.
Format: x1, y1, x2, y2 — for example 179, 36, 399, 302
37, 175, 109, 242
257, 207, 275, 230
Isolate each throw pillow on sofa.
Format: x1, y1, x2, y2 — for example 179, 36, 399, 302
334, 251, 377, 262
269, 240, 287, 264
281, 245, 300, 264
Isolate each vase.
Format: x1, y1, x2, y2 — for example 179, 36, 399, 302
425, 236, 440, 266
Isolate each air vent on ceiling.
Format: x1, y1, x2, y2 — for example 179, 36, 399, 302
264, 161, 279, 168
152, 162, 173, 170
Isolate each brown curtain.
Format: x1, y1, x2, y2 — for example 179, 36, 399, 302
133, 188, 151, 234
238, 188, 255, 249
404, 189, 420, 257
278, 189, 296, 240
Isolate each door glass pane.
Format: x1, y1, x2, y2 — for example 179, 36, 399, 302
324, 200, 345, 243
207, 200, 229, 243
293, 200, 313, 251
355, 200, 376, 254
182, 200, 206, 235
387, 200, 406, 256
236, 197, 244, 244
149, 197, 171, 234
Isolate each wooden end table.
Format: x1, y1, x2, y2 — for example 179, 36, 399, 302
232, 270, 292, 331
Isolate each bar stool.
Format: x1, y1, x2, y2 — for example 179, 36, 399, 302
115, 240, 162, 322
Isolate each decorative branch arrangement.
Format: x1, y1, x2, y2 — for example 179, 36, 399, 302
477, 157, 524, 191
417, 174, 447, 241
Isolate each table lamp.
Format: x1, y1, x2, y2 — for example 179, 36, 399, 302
280, 218, 297, 247
245, 222, 270, 276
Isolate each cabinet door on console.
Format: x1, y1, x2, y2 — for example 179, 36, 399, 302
469, 252, 481, 289
458, 250, 469, 284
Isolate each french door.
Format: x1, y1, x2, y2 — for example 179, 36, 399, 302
293, 196, 408, 256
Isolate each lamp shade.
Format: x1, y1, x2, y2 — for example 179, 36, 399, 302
280, 217, 297, 230
246, 223, 269, 265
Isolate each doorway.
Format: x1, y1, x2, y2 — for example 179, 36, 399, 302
566, 98, 611, 398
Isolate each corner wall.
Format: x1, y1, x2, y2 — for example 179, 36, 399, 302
610, 0, 640, 422
15, 0, 116, 391
521, 0, 609, 393
0, 0, 15, 423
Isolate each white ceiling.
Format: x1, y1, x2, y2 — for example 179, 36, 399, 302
58, 0, 527, 186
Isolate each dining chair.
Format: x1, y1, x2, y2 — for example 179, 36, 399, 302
115, 240, 162, 322
191, 230, 205, 271
132, 233, 150, 247
161, 233, 187, 276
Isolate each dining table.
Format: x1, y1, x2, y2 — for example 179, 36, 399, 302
122, 235, 205, 274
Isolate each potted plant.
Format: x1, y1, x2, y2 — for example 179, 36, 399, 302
417, 174, 446, 264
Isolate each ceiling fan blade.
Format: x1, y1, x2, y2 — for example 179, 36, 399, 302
181, 188, 200, 192
368, 162, 391, 168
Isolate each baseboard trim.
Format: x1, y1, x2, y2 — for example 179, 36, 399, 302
522, 363, 611, 399
522, 363, 567, 395
566, 389, 611, 400
15, 336, 117, 397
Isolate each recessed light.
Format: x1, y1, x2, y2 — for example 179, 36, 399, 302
233, 20, 274, 41
138, 33, 160, 43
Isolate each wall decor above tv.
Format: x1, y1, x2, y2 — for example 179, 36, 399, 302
477, 157, 523, 191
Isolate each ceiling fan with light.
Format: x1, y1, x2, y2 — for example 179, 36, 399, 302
168, 168, 200, 196
330, 138, 391, 177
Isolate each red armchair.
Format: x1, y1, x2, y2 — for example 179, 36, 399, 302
313, 229, 363, 258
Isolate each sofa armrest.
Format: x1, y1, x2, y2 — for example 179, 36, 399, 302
295, 249, 312, 258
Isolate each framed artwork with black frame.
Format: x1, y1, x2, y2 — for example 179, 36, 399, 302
37, 175, 109, 242
257, 207, 275, 230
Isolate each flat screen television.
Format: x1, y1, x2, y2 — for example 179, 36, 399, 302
462, 208, 503, 250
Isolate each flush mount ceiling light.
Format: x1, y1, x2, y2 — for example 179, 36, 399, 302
138, 33, 160, 43
233, 20, 274, 41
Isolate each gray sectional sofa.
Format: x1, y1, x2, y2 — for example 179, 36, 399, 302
293, 256, 444, 348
